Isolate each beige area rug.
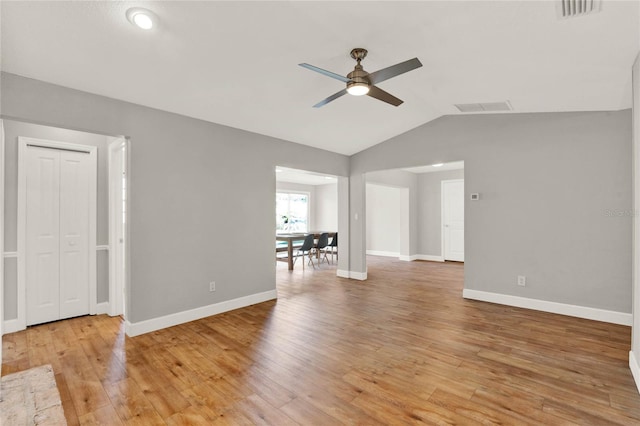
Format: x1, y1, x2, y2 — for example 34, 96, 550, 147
1, 364, 67, 425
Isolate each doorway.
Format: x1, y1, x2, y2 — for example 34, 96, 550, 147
274, 166, 340, 273
365, 183, 410, 260
18, 137, 98, 326
442, 179, 464, 262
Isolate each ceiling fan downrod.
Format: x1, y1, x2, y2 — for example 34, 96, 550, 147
347, 48, 371, 95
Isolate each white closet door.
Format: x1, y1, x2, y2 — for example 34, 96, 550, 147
59, 150, 91, 319
443, 180, 465, 262
26, 147, 61, 325
26, 146, 92, 326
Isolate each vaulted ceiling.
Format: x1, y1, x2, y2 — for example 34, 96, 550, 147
2, 1, 638, 155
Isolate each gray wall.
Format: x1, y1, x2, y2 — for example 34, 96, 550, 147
3, 119, 111, 320
336, 177, 350, 274
1, 72, 350, 323
352, 111, 632, 313
1, 71, 633, 323
417, 169, 465, 257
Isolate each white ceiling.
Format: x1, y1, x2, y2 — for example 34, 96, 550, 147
276, 167, 337, 186
2, 1, 638, 156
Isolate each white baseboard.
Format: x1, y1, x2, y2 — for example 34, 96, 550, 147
630, 351, 640, 395
350, 271, 367, 280
365, 251, 444, 263
336, 269, 367, 280
463, 289, 632, 326
366, 250, 400, 258
337, 269, 350, 279
398, 254, 445, 262
96, 302, 109, 315
125, 289, 278, 337
2, 318, 22, 335
399, 255, 418, 261
416, 254, 445, 262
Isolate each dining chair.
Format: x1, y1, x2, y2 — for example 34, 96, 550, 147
294, 233, 316, 270
315, 232, 330, 265
322, 233, 337, 264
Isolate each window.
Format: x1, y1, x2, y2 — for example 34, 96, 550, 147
276, 192, 309, 233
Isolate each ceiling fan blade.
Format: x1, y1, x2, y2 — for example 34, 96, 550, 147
299, 63, 351, 83
368, 58, 422, 85
313, 89, 348, 108
367, 85, 403, 106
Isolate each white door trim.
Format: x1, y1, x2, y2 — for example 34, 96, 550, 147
441, 179, 464, 261
108, 137, 128, 317
17, 137, 97, 331
0, 121, 4, 376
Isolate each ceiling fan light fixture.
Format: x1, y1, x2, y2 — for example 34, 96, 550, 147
301, 48, 422, 107
347, 82, 370, 96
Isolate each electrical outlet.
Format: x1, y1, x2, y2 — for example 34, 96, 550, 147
209, 281, 216, 292
517, 275, 526, 287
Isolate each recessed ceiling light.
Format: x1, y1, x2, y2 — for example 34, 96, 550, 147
432, 163, 444, 167
126, 8, 156, 30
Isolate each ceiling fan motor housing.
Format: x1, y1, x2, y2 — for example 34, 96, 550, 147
347, 66, 371, 90
347, 48, 371, 93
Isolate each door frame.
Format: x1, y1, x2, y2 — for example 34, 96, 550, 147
108, 137, 128, 317
441, 178, 464, 262
0, 121, 4, 373
17, 137, 97, 330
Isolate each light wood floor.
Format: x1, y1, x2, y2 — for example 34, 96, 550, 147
3, 256, 640, 425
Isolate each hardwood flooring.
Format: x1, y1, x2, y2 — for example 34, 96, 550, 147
3, 256, 640, 424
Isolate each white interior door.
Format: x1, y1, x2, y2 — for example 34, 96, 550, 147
26, 147, 61, 325
59, 150, 91, 319
25, 145, 93, 325
443, 179, 465, 262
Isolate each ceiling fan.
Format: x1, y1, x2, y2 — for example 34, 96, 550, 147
299, 48, 422, 108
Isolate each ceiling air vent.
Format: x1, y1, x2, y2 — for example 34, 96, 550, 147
455, 101, 512, 113
557, 0, 601, 19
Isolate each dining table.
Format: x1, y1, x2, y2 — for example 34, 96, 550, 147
276, 232, 336, 270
